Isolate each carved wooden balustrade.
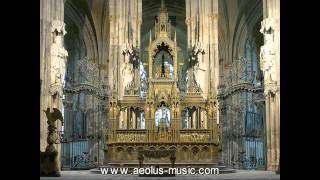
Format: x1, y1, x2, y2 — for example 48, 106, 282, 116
107, 129, 216, 144
179, 129, 213, 143
115, 129, 147, 143
148, 129, 174, 142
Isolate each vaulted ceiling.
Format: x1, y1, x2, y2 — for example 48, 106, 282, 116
218, 0, 263, 67
64, 0, 109, 65
63, 0, 263, 71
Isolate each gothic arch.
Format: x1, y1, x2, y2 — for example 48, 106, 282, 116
169, 146, 176, 150
65, 0, 99, 61
181, 146, 189, 161
233, 1, 263, 58
116, 147, 125, 160
137, 146, 144, 152
127, 146, 134, 160
218, 0, 263, 65
201, 146, 210, 160
191, 146, 199, 160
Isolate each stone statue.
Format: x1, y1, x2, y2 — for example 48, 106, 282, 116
121, 61, 133, 88
190, 42, 206, 96
121, 45, 135, 96
260, 18, 276, 84
50, 20, 68, 96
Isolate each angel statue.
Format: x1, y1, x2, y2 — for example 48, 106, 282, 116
44, 108, 64, 127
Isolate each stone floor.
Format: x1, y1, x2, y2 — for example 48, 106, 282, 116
40, 170, 280, 180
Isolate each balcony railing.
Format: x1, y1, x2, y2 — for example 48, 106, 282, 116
116, 129, 147, 142
108, 129, 215, 143
180, 129, 212, 143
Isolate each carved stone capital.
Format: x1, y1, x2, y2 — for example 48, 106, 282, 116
264, 81, 279, 96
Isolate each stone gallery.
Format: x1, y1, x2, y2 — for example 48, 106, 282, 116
40, 0, 279, 178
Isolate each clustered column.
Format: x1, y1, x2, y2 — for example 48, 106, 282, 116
108, 0, 142, 100
260, 0, 280, 172
185, 0, 219, 100
40, 0, 67, 174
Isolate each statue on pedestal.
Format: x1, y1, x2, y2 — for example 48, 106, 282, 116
260, 18, 278, 95
50, 20, 68, 96
122, 44, 137, 96
190, 42, 206, 95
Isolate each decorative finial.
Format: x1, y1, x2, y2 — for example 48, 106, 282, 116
161, 0, 165, 10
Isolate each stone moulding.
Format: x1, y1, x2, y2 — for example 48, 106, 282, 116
217, 82, 263, 100
138, 149, 175, 159
64, 84, 107, 100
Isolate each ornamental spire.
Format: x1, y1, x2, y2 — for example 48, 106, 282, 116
160, 0, 165, 12
156, 0, 171, 38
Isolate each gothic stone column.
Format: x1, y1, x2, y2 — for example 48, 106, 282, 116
261, 0, 280, 172
40, 0, 66, 152
40, 0, 67, 176
186, 0, 219, 100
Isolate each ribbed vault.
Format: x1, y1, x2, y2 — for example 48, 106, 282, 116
218, 0, 263, 67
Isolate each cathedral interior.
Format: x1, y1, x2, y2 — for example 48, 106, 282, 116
40, 0, 280, 177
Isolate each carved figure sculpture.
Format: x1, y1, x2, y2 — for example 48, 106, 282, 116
50, 20, 68, 96
260, 18, 276, 84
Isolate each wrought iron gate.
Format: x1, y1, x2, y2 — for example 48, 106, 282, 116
242, 111, 265, 170
61, 139, 96, 169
